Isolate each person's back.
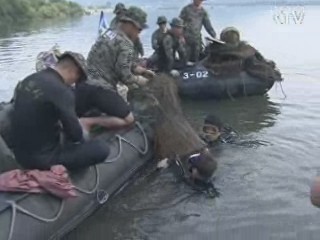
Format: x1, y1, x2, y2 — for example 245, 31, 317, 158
87, 29, 134, 90
12, 52, 110, 170
13, 69, 78, 152
12, 68, 82, 168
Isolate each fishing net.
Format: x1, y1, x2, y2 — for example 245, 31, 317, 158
203, 40, 283, 82
145, 74, 206, 159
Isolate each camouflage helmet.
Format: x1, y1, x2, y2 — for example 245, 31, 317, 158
36, 45, 61, 72
120, 6, 148, 30
58, 51, 88, 81
157, 16, 167, 25
114, 3, 126, 14
170, 17, 184, 28
220, 27, 240, 44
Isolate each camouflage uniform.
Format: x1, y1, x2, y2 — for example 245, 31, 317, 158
87, 29, 137, 90
133, 37, 144, 59
157, 18, 187, 72
179, 3, 216, 62
110, 15, 144, 61
148, 16, 168, 67
109, 16, 121, 29
110, 19, 144, 60
86, 7, 148, 91
110, 3, 126, 29
151, 29, 166, 50
151, 16, 168, 50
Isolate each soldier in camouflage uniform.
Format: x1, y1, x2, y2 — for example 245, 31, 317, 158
75, 6, 154, 131
148, 16, 168, 67
109, 3, 127, 29
151, 16, 168, 51
155, 17, 187, 73
179, 0, 216, 62
110, 3, 144, 61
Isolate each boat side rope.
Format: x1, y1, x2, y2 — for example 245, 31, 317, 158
104, 121, 149, 163
4, 121, 149, 240
6, 200, 65, 240
73, 165, 99, 195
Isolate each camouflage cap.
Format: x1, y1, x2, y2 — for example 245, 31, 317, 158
220, 27, 240, 41
157, 16, 167, 24
58, 51, 87, 81
120, 6, 148, 30
170, 17, 184, 28
114, 3, 126, 14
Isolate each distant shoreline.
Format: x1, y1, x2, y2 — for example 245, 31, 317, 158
159, 2, 320, 10
84, 7, 112, 16
212, 1, 320, 6
0, 0, 84, 25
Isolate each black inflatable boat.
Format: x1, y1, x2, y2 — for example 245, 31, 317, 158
0, 104, 154, 240
176, 63, 275, 100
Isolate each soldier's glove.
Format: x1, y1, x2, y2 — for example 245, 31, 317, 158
170, 69, 180, 77
135, 75, 150, 86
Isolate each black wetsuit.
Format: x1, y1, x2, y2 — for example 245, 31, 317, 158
11, 68, 109, 170
74, 82, 130, 118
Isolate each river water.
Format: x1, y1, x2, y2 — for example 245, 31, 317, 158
1, 2, 320, 240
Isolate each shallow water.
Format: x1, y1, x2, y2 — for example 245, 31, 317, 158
1, 2, 320, 240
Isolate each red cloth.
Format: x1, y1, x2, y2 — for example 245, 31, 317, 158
0, 165, 77, 199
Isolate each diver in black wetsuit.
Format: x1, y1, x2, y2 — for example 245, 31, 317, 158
200, 115, 238, 146
200, 114, 271, 149
11, 52, 109, 170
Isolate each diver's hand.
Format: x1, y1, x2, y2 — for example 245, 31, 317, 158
157, 158, 170, 169
170, 69, 180, 77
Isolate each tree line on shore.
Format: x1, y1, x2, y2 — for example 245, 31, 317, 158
0, 0, 84, 24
